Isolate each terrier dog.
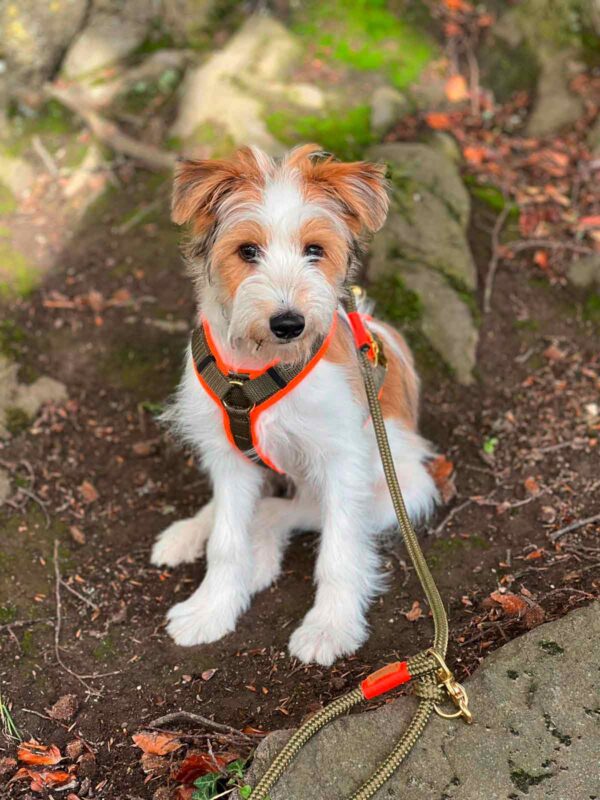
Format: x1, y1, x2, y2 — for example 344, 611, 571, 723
151, 144, 438, 666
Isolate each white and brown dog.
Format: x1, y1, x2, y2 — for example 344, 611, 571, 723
151, 144, 438, 666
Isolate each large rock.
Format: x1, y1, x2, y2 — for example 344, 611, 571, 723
368, 142, 475, 288
247, 603, 600, 799
62, 2, 153, 78
171, 13, 301, 153
0, 0, 87, 89
527, 51, 584, 137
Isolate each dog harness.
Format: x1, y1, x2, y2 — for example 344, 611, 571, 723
191, 307, 387, 473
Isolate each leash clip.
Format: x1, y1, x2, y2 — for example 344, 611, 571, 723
427, 649, 473, 725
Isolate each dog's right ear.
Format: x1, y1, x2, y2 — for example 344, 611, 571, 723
171, 149, 266, 234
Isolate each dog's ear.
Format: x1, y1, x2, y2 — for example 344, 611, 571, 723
302, 154, 389, 233
171, 148, 265, 233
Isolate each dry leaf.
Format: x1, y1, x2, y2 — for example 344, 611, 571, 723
12, 766, 72, 791
132, 440, 159, 458
80, 480, 99, 504
47, 694, 78, 722
65, 740, 85, 761
524, 476, 541, 496
524, 548, 545, 560
174, 751, 238, 784
543, 344, 565, 362
577, 214, 600, 229
425, 112, 451, 130
0, 757, 17, 775
140, 752, 169, 776
85, 290, 105, 313
489, 591, 528, 617
17, 741, 62, 766
405, 600, 423, 622
445, 74, 469, 103
201, 668, 217, 681
463, 145, 487, 165
132, 732, 182, 756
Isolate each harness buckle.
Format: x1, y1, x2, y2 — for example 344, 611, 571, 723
427, 649, 473, 725
223, 375, 255, 415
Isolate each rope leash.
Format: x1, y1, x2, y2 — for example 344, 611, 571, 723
248, 286, 472, 800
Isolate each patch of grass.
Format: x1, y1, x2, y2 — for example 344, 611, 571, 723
0, 241, 38, 297
266, 105, 375, 162
293, 0, 434, 89
509, 765, 552, 795
93, 636, 116, 662
193, 758, 250, 800
0, 690, 21, 740
583, 293, 600, 324
0, 604, 17, 624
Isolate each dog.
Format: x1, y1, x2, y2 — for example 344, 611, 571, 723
151, 144, 438, 666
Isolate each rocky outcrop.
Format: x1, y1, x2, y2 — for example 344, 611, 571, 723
170, 13, 302, 154
366, 142, 478, 384
247, 603, 600, 800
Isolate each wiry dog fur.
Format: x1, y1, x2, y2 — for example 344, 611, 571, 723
152, 144, 438, 666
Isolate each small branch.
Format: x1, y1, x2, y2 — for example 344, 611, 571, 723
550, 513, 600, 543
483, 204, 510, 314
31, 135, 60, 176
506, 239, 593, 256
45, 83, 176, 173
148, 711, 252, 739
60, 579, 99, 611
431, 498, 473, 537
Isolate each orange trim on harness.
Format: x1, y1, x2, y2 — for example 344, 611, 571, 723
195, 315, 338, 473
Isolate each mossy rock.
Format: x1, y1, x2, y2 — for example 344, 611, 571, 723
0, 240, 38, 298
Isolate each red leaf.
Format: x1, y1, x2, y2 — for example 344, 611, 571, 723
524, 476, 541, 496
79, 480, 99, 504
425, 112, 451, 130
404, 600, 423, 622
174, 751, 238, 784
577, 214, 600, 230
445, 75, 469, 103
132, 732, 182, 756
17, 741, 62, 766
489, 591, 528, 617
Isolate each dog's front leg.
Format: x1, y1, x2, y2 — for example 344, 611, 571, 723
166, 454, 264, 646
289, 458, 380, 666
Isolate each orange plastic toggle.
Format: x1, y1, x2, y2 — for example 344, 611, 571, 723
360, 661, 412, 700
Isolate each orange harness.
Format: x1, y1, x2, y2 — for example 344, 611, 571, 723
191, 309, 385, 473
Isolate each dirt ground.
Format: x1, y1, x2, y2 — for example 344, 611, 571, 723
0, 147, 598, 799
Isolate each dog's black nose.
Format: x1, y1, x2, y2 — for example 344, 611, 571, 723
269, 311, 305, 340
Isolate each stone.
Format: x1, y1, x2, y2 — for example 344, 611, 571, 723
370, 86, 410, 135
0, 0, 87, 89
567, 254, 600, 289
367, 142, 475, 287
0, 355, 67, 438
62, 5, 153, 78
0, 152, 35, 197
171, 13, 301, 153
526, 51, 584, 137
247, 603, 600, 800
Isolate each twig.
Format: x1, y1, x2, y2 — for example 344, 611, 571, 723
31, 135, 59, 176
60, 579, 99, 611
45, 83, 176, 173
550, 513, 600, 543
484, 204, 510, 314
149, 711, 252, 739
431, 498, 473, 537
18, 487, 51, 528
506, 239, 593, 256
0, 618, 51, 633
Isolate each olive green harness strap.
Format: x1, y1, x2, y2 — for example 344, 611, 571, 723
247, 287, 472, 800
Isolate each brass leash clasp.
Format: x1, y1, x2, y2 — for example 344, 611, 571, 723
427, 649, 473, 725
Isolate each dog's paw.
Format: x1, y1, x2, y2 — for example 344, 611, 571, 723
151, 517, 210, 568
165, 595, 237, 646
288, 612, 366, 666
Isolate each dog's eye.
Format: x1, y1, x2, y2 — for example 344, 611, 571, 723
304, 244, 324, 260
238, 244, 259, 262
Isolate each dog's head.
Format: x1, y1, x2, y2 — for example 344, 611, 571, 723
172, 145, 389, 364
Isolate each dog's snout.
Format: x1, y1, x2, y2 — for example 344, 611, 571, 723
269, 311, 305, 340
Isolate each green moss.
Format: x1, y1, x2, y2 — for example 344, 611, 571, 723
465, 179, 519, 219
133, 20, 176, 55
0, 320, 26, 359
267, 105, 375, 162
443, 273, 480, 326
292, 0, 434, 89
187, 122, 236, 158
509, 766, 553, 794
101, 332, 183, 401
0, 604, 17, 624
514, 318, 540, 332
539, 640, 565, 656
4, 407, 30, 436
118, 69, 182, 115
4, 100, 76, 157
93, 636, 116, 662
0, 182, 17, 215
583, 293, 600, 324
544, 713, 572, 746
506, 670, 519, 680
0, 241, 38, 297
21, 628, 36, 656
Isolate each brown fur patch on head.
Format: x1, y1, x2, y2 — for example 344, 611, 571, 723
287, 144, 389, 235
171, 147, 269, 235
297, 218, 347, 288
211, 220, 268, 301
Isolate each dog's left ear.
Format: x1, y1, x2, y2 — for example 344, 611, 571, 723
306, 157, 389, 233
171, 158, 238, 232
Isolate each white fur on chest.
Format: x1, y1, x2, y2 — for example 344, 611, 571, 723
171, 347, 370, 483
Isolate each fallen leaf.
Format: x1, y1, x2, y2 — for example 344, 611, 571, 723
463, 145, 487, 165
533, 250, 549, 270
241, 726, 268, 737
174, 751, 238, 784
85, 290, 105, 314
524, 476, 541, 496
47, 694, 78, 722
132, 439, 159, 458
445, 74, 469, 102
65, 740, 85, 761
577, 214, 600, 229
425, 111, 451, 130
405, 600, 423, 622
173, 787, 195, 800
79, 480, 99, 504
132, 732, 182, 756
0, 757, 17, 775
12, 766, 72, 791
524, 548, 545, 560
201, 668, 217, 681
543, 344, 565, 362
69, 525, 86, 545
489, 591, 528, 617
17, 741, 62, 766
141, 752, 169, 776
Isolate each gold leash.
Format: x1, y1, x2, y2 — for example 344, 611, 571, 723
247, 286, 471, 800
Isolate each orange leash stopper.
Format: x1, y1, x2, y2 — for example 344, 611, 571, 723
360, 661, 412, 700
